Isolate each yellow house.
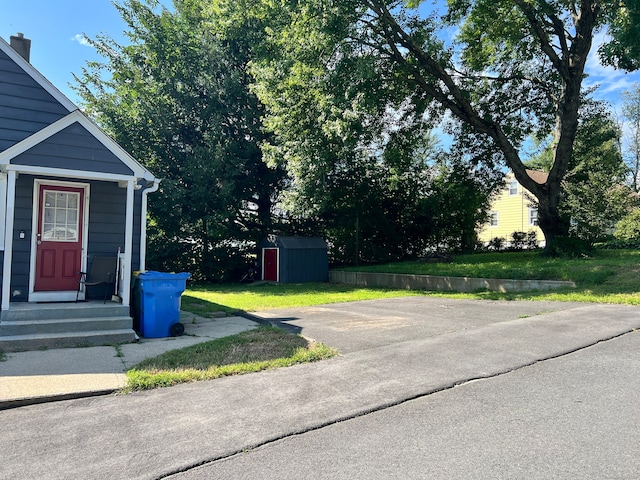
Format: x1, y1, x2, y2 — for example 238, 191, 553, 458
477, 170, 546, 247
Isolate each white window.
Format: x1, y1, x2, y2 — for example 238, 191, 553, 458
508, 180, 519, 196
489, 212, 498, 227
529, 208, 538, 226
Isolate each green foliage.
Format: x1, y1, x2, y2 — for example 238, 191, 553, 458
621, 83, 640, 192
525, 231, 539, 250
598, 0, 640, 71
488, 237, 505, 251
510, 231, 527, 250
526, 106, 634, 244
562, 108, 635, 242
614, 209, 640, 241
251, 0, 640, 255
73, 0, 285, 280
543, 236, 594, 259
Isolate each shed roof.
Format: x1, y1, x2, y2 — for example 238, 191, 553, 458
261, 236, 327, 249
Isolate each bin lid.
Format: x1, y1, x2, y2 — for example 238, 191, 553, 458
138, 271, 191, 280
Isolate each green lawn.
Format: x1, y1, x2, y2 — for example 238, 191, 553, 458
181, 282, 423, 315
182, 249, 640, 313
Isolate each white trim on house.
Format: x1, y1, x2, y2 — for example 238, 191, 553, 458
1, 171, 17, 310
121, 179, 135, 306
0, 110, 154, 181
0, 36, 77, 112
0, 172, 6, 250
140, 179, 161, 271
4, 164, 139, 184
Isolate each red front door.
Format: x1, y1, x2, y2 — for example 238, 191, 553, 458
34, 184, 85, 292
262, 248, 278, 282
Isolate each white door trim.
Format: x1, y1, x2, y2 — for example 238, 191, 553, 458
28, 179, 90, 302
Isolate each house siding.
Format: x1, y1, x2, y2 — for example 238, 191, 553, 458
8, 175, 35, 301
11, 123, 135, 176
478, 174, 545, 245
0, 50, 68, 152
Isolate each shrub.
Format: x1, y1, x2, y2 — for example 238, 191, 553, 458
543, 236, 594, 258
613, 209, 640, 242
526, 231, 539, 249
510, 231, 527, 250
488, 236, 505, 251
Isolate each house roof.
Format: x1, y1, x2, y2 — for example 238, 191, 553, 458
526, 169, 548, 184
0, 36, 156, 183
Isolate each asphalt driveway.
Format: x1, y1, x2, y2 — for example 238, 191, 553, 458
251, 297, 587, 353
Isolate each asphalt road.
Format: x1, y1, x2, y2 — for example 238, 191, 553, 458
175, 332, 640, 480
1, 297, 638, 479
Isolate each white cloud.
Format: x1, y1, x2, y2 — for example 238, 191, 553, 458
71, 33, 90, 46
584, 30, 640, 105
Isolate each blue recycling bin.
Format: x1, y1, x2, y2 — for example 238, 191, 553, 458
137, 271, 191, 338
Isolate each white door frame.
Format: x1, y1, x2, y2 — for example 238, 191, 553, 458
28, 179, 90, 302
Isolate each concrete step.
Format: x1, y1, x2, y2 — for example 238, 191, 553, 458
0, 317, 133, 337
0, 329, 137, 352
0, 303, 130, 322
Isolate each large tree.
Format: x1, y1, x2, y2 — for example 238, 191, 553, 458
621, 83, 640, 192
525, 104, 634, 242
74, 0, 285, 279
250, 0, 639, 254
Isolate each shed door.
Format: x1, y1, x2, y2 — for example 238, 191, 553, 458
34, 184, 85, 291
262, 248, 279, 282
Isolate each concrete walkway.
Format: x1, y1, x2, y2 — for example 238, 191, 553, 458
0, 312, 258, 409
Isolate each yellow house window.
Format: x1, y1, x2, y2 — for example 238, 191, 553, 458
508, 180, 518, 196
489, 212, 499, 227
529, 208, 539, 226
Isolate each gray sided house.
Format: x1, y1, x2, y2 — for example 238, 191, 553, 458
0, 34, 158, 348
258, 236, 329, 283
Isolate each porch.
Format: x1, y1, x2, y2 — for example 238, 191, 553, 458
0, 300, 136, 352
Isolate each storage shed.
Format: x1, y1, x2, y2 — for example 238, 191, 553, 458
258, 236, 328, 283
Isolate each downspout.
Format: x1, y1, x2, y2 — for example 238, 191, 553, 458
139, 179, 160, 272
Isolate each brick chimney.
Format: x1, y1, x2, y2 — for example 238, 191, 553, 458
10, 33, 31, 62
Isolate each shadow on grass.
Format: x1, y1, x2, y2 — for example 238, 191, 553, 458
181, 294, 234, 315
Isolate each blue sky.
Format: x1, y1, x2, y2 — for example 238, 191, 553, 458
1, 0, 638, 116
0, 0, 133, 102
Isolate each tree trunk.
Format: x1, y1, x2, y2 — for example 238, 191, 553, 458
535, 188, 570, 253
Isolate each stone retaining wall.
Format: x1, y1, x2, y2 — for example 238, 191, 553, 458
329, 271, 575, 293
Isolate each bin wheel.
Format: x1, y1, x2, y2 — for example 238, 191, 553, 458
170, 322, 185, 337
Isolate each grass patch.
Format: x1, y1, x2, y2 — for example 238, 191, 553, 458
123, 326, 337, 392
337, 249, 640, 305
182, 282, 421, 314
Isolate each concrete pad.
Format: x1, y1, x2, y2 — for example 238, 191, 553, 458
0, 315, 258, 408
0, 346, 124, 376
